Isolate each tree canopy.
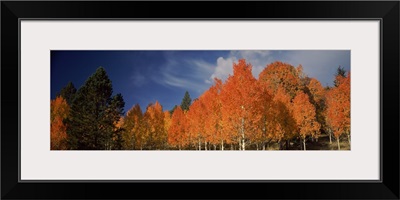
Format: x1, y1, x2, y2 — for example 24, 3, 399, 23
57, 81, 77, 104
51, 60, 350, 151
65, 67, 125, 150
180, 91, 192, 111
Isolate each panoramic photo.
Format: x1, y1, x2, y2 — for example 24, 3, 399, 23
51, 50, 350, 151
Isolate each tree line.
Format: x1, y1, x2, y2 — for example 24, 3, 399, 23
51, 59, 350, 150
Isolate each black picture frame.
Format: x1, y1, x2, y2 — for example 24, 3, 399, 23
1, 1, 399, 199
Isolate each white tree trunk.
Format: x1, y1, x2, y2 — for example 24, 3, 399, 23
337, 137, 341, 150
348, 133, 351, 144
198, 139, 201, 150
303, 138, 306, 151
221, 140, 224, 151
241, 118, 245, 151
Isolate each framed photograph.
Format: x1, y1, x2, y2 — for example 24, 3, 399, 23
2, 1, 399, 199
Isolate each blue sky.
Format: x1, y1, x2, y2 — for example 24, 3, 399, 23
51, 50, 350, 113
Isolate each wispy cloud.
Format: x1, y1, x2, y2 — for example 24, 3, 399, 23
130, 72, 147, 87
154, 55, 215, 95
154, 50, 276, 94
152, 50, 350, 98
162, 73, 205, 90
185, 59, 214, 79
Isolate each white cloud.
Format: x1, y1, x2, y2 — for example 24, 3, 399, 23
210, 56, 235, 81
156, 50, 275, 92
154, 50, 349, 95
231, 50, 271, 59
209, 50, 273, 81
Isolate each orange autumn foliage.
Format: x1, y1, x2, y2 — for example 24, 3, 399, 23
102, 59, 349, 150
259, 61, 302, 99
164, 111, 172, 138
168, 106, 187, 150
307, 78, 325, 104
220, 59, 262, 150
326, 73, 350, 140
292, 92, 320, 143
50, 96, 70, 150
203, 78, 225, 149
258, 62, 303, 147
143, 101, 166, 150
186, 97, 206, 150
123, 104, 144, 150
270, 87, 297, 142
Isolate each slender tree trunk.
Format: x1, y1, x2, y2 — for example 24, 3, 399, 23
241, 118, 245, 151
214, 144, 216, 150
132, 141, 135, 150
303, 138, 306, 151
221, 140, 224, 151
348, 133, 351, 144
337, 137, 341, 150
329, 130, 332, 144
256, 143, 259, 150
198, 139, 201, 151
263, 142, 266, 150
205, 142, 207, 151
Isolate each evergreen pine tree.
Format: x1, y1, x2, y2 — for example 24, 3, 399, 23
180, 91, 191, 111
66, 67, 125, 150
169, 105, 178, 115
334, 66, 347, 87
57, 81, 77, 104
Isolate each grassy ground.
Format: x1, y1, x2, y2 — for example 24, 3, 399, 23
238, 134, 350, 150
305, 134, 350, 150
171, 134, 351, 151
269, 134, 350, 150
